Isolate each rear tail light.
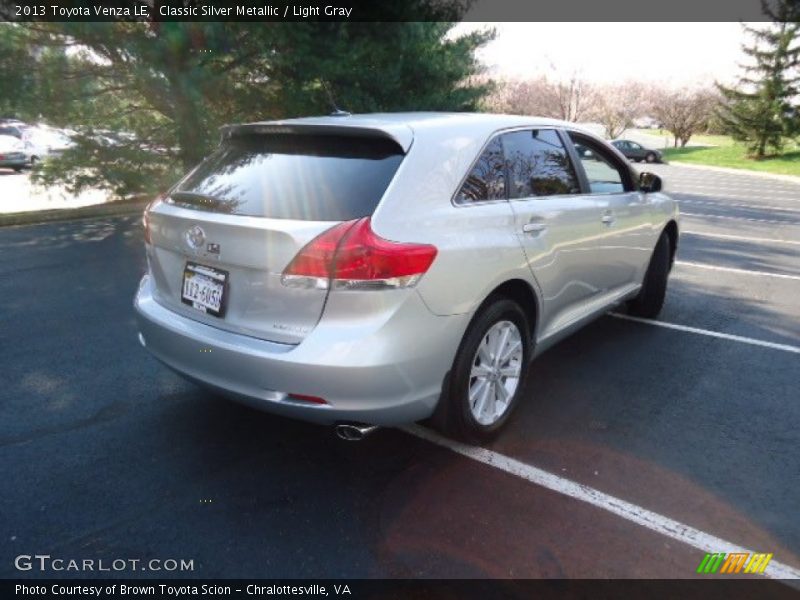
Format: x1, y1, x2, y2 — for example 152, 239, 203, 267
143, 211, 151, 244
142, 195, 164, 245
281, 217, 437, 291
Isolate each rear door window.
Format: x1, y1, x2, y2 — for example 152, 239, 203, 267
501, 129, 581, 198
170, 134, 404, 221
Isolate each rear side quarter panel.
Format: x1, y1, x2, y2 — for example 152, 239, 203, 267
371, 124, 544, 331
646, 190, 680, 244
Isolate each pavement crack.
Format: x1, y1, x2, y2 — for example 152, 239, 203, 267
0, 400, 128, 448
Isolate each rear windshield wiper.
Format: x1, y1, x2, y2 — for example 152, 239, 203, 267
168, 190, 235, 213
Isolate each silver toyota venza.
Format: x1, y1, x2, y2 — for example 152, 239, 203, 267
135, 113, 678, 442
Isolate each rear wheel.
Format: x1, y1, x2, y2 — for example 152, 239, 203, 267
434, 297, 530, 444
627, 232, 670, 318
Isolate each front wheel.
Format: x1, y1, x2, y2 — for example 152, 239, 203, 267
645, 152, 657, 163
627, 232, 670, 318
434, 297, 530, 444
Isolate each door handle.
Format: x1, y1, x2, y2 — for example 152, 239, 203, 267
522, 222, 547, 234
601, 213, 616, 226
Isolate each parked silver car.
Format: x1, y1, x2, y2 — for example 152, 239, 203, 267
0, 134, 28, 171
134, 113, 678, 442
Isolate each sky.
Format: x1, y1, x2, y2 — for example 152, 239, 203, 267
452, 23, 755, 88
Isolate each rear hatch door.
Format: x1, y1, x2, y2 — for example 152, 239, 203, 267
146, 130, 406, 345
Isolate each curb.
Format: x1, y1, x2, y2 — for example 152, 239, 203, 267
668, 161, 800, 184
0, 199, 148, 228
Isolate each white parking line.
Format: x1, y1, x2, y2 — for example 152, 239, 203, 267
682, 231, 800, 246
610, 313, 800, 355
403, 424, 800, 580
682, 211, 799, 225
675, 185, 800, 198
675, 261, 800, 281
678, 198, 800, 214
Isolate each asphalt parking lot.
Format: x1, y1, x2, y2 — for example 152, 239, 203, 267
1, 163, 798, 580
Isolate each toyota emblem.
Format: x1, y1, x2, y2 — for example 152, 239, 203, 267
185, 225, 205, 250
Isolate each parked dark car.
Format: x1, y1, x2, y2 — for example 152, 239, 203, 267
611, 139, 663, 163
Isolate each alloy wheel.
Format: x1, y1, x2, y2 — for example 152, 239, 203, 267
468, 320, 523, 426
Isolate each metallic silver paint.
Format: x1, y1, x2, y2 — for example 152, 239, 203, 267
135, 113, 678, 426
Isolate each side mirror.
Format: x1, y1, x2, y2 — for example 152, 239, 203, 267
639, 172, 662, 193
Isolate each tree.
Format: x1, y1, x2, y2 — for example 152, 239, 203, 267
0, 25, 77, 122
487, 72, 592, 122
551, 73, 593, 122
11, 7, 494, 197
651, 88, 717, 147
716, 2, 800, 158
591, 82, 647, 139
0, 25, 37, 119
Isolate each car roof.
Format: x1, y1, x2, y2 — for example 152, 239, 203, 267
226, 112, 597, 153
263, 112, 574, 129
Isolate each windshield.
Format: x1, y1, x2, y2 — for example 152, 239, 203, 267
170, 133, 405, 221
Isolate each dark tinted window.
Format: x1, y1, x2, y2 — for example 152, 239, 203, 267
0, 127, 21, 138
456, 137, 506, 203
501, 129, 580, 198
170, 134, 404, 220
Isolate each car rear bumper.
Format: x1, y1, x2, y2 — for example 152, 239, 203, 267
0, 154, 27, 167
134, 275, 469, 426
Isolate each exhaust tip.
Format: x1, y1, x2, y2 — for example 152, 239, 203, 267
335, 423, 379, 441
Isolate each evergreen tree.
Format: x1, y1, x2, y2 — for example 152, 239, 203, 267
9, 6, 493, 197
716, 2, 800, 158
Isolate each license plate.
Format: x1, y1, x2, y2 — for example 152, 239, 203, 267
181, 262, 228, 317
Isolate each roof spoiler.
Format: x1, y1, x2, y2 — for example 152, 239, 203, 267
220, 122, 413, 153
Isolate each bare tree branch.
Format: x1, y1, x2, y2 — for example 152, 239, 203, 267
651, 87, 718, 147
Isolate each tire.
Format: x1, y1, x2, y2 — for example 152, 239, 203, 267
645, 152, 657, 163
433, 297, 531, 444
627, 232, 670, 318
12, 167, 22, 173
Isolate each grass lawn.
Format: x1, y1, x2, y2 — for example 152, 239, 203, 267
634, 129, 800, 176
645, 129, 735, 147
662, 144, 800, 176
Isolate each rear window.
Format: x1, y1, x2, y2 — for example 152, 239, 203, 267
170, 134, 404, 220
